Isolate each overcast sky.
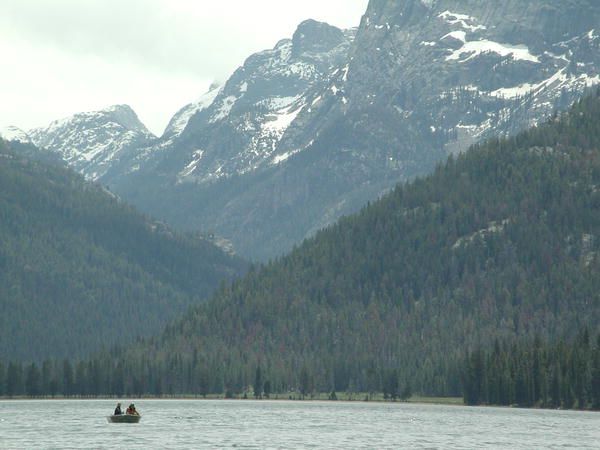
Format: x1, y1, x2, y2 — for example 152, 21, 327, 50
0, 0, 368, 136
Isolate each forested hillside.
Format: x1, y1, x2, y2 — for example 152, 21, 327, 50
5, 92, 600, 407
0, 139, 247, 361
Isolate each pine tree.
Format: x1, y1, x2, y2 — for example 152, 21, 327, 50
62, 360, 74, 397
0, 362, 5, 396
6, 362, 23, 397
25, 363, 41, 397
591, 335, 600, 410
254, 365, 263, 399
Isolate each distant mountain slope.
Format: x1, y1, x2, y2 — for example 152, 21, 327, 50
109, 91, 600, 397
110, 0, 600, 260
0, 139, 246, 361
28, 105, 155, 182
26, 1, 600, 261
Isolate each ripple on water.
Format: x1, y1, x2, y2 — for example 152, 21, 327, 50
0, 400, 598, 449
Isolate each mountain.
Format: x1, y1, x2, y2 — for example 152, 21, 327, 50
0, 138, 246, 362
0, 126, 32, 144
70, 90, 600, 399
111, 20, 353, 185
28, 105, 155, 182
29, 1, 600, 261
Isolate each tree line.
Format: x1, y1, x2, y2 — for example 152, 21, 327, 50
0, 331, 598, 411
464, 330, 600, 409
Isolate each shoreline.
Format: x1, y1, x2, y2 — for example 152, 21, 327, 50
0, 394, 462, 404
1, 395, 597, 413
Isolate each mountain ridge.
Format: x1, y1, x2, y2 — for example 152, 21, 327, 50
19, 1, 600, 260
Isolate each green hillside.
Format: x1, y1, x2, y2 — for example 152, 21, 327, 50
124, 91, 600, 397
0, 139, 247, 361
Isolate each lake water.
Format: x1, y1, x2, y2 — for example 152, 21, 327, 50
0, 399, 598, 449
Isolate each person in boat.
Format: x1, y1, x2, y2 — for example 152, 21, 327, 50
114, 402, 122, 415
126, 403, 139, 415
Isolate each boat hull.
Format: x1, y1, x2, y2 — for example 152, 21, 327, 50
107, 414, 141, 423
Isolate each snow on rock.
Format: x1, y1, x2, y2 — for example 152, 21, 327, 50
442, 31, 467, 43
446, 39, 540, 63
438, 10, 486, 32
263, 102, 304, 136
490, 70, 600, 100
209, 95, 238, 123
163, 84, 221, 137
0, 126, 31, 143
178, 149, 205, 179
28, 105, 154, 181
271, 139, 314, 165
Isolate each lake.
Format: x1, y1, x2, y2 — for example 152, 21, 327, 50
0, 399, 598, 449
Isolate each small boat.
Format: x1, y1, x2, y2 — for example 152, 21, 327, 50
106, 414, 142, 423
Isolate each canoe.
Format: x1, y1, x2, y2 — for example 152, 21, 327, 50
106, 414, 142, 423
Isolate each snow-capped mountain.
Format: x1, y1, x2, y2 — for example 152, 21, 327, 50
25, 1, 600, 260
125, 0, 600, 260
0, 126, 32, 144
28, 104, 155, 181
115, 19, 354, 187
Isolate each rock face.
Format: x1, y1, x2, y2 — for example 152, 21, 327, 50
29, 2, 600, 260
28, 105, 155, 181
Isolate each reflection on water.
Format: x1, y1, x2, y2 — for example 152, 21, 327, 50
0, 399, 598, 449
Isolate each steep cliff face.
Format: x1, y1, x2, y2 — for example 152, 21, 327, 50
335, 0, 600, 156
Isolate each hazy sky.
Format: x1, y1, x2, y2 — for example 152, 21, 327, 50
0, 0, 368, 136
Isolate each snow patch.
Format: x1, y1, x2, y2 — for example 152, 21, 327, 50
179, 149, 204, 178
489, 83, 536, 99
488, 68, 599, 100
0, 126, 31, 143
209, 95, 237, 123
341, 65, 349, 82
446, 39, 540, 63
438, 10, 486, 32
271, 139, 314, 165
164, 85, 221, 136
263, 103, 303, 135
442, 31, 467, 43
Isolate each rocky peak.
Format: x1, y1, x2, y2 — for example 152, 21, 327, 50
28, 104, 155, 181
101, 104, 150, 133
0, 126, 31, 144
291, 19, 347, 58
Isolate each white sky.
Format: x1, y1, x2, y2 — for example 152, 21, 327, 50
0, 0, 368, 136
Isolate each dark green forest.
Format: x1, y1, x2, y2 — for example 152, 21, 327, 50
464, 330, 600, 409
3, 91, 600, 409
0, 331, 598, 410
0, 139, 247, 361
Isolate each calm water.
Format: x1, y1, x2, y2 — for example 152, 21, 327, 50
0, 399, 598, 449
